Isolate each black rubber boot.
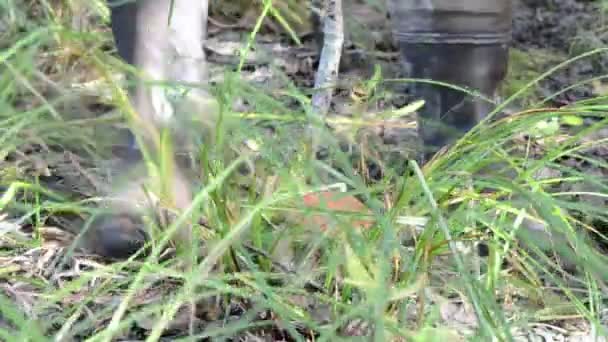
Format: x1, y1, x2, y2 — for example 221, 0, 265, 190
401, 43, 509, 161
387, 0, 513, 161
384, 1, 580, 275
82, 213, 150, 259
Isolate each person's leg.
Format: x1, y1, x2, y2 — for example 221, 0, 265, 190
386, 0, 513, 161
80, 0, 210, 259
385, 1, 581, 269
109, 0, 210, 134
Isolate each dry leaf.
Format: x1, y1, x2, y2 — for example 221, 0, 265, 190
297, 190, 373, 231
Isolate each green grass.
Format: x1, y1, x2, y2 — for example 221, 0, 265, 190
0, 1, 607, 341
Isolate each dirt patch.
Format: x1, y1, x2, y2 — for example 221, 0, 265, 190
511, 0, 608, 103
513, 0, 602, 52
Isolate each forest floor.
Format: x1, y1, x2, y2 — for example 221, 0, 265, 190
0, 0, 607, 340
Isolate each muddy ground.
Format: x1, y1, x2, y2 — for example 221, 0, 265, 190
512, 0, 608, 103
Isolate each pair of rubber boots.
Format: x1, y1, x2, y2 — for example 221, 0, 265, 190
81, 0, 513, 259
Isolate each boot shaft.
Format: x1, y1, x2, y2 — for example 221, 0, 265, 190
404, 43, 510, 160
386, 0, 513, 160
388, 0, 513, 45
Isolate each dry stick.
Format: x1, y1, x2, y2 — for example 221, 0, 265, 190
310, 0, 344, 152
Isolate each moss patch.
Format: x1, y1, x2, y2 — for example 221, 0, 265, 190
501, 48, 565, 107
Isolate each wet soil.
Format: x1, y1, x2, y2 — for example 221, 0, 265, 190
512, 0, 608, 103
513, 0, 603, 52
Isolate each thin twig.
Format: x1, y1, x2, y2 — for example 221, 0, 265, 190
311, 0, 344, 116
310, 0, 344, 153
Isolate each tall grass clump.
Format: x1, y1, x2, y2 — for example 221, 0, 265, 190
0, 1, 606, 341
